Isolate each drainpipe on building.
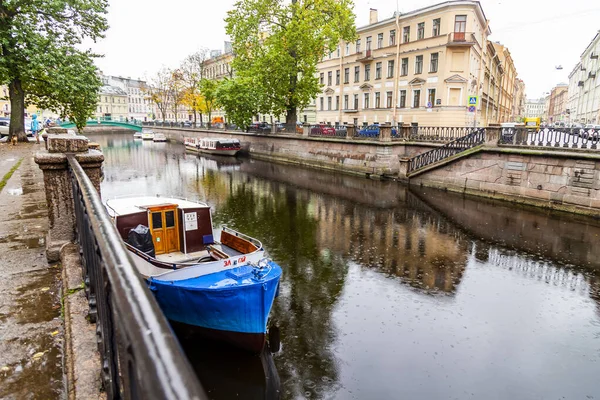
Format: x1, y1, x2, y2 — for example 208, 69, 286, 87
392, 11, 401, 127
339, 40, 344, 125
477, 19, 490, 127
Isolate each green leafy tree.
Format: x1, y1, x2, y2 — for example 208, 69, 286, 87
198, 78, 218, 125
0, 0, 108, 141
216, 77, 261, 130
225, 0, 356, 126
29, 46, 102, 132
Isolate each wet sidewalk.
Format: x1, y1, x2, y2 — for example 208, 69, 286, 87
0, 143, 64, 399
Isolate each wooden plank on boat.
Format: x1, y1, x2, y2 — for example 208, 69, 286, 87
221, 231, 258, 254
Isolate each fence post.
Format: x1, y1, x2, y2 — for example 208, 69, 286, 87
34, 133, 104, 262
485, 126, 500, 147
302, 123, 310, 137
379, 123, 392, 142
346, 124, 355, 139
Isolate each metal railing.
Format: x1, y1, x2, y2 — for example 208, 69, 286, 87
67, 155, 206, 400
499, 127, 600, 149
394, 126, 479, 142
408, 128, 485, 173
309, 124, 347, 138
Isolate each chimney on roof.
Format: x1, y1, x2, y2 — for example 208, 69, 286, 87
369, 8, 378, 25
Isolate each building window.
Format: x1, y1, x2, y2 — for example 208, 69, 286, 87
427, 88, 436, 106
377, 33, 383, 48
345, 43, 350, 55
390, 30, 396, 46
354, 66, 360, 82
386, 91, 393, 108
356, 39, 361, 53
375, 62, 382, 79
413, 90, 421, 108
433, 18, 441, 36
417, 22, 425, 40
415, 55, 423, 74
399, 90, 407, 108
335, 96, 340, 110
354, 94, 359, 109
320, 73, 324, 85
401, 58, 408, 76
366, 36, 372, 50
454, 15, 467, 33
327, 96, 332, 110
336, 70, 340, 85
364, 93, 370, 109
430, 53, 439, 73
375, 92, 381, 108
387, 60, 395, 78
344, 95, 349, 109
336, 46, 340, 57
327, 71, 332, 86
403, 26, 410, 43
344, 68, 350, 84
365, 64, 371, 81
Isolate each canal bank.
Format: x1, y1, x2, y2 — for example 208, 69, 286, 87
150, 126, 600, 217
93, 133, 600, 400
0, 144, 64, 399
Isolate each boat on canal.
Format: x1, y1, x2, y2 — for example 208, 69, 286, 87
141, 128, 155, 140
133, 131, 142, 139
105, 195, 282, 353
185, 137, 241, 156
152, 132, 167, 142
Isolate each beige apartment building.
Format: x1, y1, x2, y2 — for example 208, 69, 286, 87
315, 1, 520, 127
547, 83, 569, 124
492, 42, 516, 122
95, 85, 129, 121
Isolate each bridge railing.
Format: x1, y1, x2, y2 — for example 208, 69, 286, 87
499, 127, 600, 149
66, 155, 207, 400
408, 128, 486, 174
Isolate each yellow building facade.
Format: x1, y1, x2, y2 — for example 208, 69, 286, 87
95, 85, 129, 121
315, 1, 519, 127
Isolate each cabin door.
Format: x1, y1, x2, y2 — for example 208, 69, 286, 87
149, 207, 180, 255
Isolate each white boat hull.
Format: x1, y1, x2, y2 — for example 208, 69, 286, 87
198, 148, 239, 156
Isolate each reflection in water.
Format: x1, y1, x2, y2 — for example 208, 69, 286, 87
94, 133, 600, 400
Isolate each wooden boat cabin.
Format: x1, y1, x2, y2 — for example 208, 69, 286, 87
106, 196, 259, 268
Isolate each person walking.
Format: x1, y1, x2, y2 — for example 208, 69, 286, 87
31, 114, 40, 144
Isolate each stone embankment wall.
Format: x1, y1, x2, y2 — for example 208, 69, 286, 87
152, 127, 600, 216
410, 148, 600, 216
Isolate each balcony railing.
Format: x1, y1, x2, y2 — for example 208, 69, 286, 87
356, 49, 373, 62
447, 32, 476, 46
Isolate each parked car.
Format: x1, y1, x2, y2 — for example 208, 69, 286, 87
296, 122, 304, 134
183, 121, 193, 128
358, 124, 398, 137
310, 124, 336, 135
335, 126, 347, 136
247, 122, 271, 133
0, 118, 9, 137
580, 124, 600, 139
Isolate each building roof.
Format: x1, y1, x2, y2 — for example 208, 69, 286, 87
358, 1, 490, 35
99, 85, 127, 96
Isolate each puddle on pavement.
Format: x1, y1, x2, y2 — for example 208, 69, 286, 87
12, 268, 61, 324
0, 330, 64, 399
7, 187, 23, 196
0, 233, 45, 249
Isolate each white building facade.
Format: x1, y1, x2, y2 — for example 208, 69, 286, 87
524, 98, 545, 118
567, 32, 600, 125
101, 75, 153, 121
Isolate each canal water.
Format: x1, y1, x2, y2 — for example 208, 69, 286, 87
92, 133, 600, 400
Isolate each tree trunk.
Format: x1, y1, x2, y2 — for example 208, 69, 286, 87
286, 106, 297, 127
199, 113, 203, 125
8, 78, 28, 142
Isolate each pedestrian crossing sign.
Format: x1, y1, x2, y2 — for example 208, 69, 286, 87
468, 96, 478, 106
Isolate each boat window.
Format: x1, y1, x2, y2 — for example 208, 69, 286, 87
151, 212, 163, 229
165, 210, 175, 228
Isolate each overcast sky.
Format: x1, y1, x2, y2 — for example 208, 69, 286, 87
89, 0, 600, 100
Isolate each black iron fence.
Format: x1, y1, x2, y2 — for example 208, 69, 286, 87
67, 155, 206, 400
396, 126, 480, 142
408, 128, 486, 174
499, 127, 600, 149
309, 124, 347, 138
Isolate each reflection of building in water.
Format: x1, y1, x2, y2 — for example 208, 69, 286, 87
311, 193, 469, 294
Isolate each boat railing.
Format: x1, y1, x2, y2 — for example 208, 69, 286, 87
221, 225, 263, 250
66, 155, 207, 400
